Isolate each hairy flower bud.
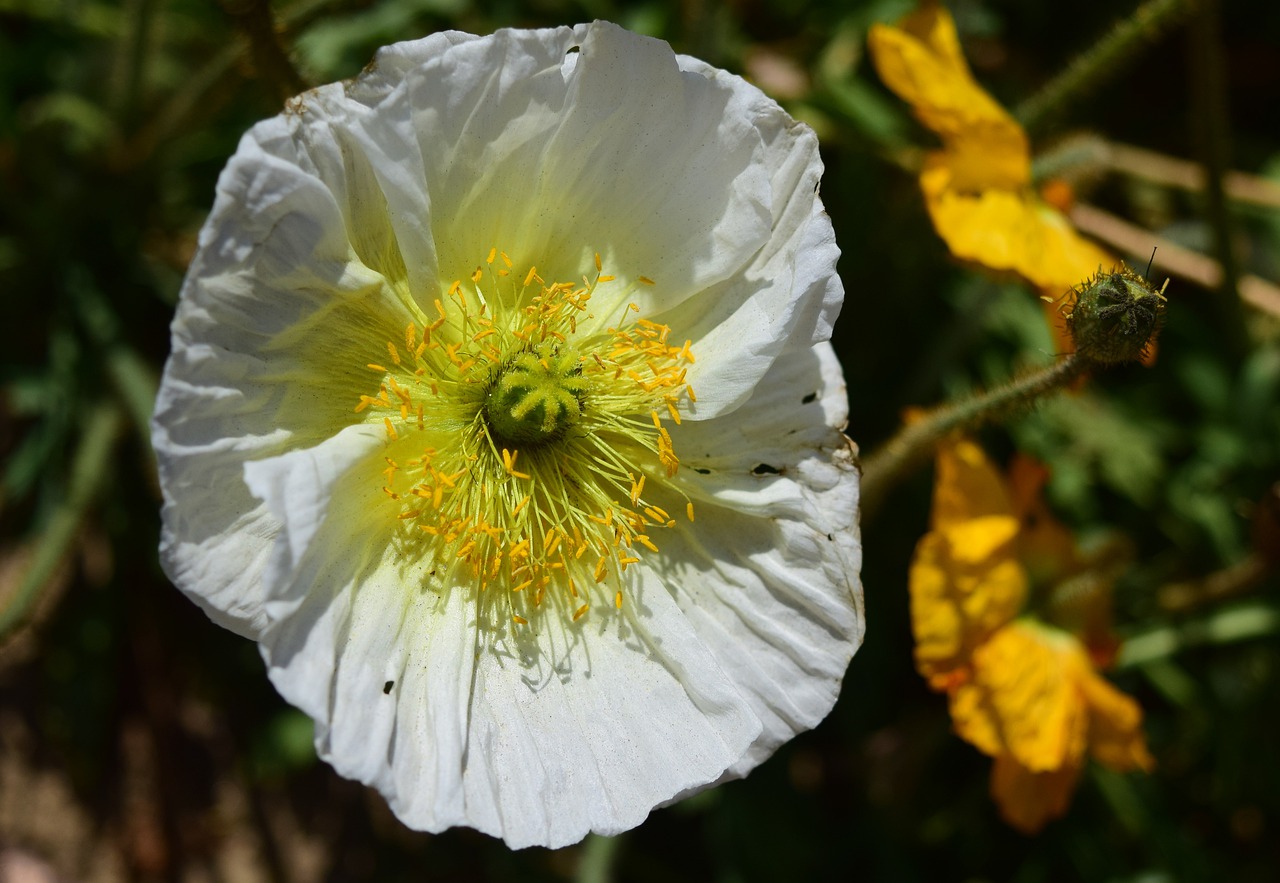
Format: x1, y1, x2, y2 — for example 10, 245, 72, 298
1063, 265, 1167, 365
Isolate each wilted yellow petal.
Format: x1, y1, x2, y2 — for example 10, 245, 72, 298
949, 622, 1089, 771
990, 752, 1082, 834
909, 524, 1027, 681
1079, 665, 1156, 772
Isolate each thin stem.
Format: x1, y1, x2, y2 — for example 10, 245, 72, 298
1102, 142, 1280, 210
109, 0, 157, 123
1187, 0, 1249, 360
1157, 553, 1271, 613
576, 833, 624, 883
1015, 0, 1192, 135
219, 0, 308, 103
120, 0, 346, 168
69, 272, 160, 436
860, 354, 1088, 518
0, 404, 124, 640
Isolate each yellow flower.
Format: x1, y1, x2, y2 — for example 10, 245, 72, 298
868, 4, 1113, 347
908, 436, 1026, 686
908, 438, 1153, 832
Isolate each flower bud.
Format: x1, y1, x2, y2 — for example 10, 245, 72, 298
1063, 265, 1167, 364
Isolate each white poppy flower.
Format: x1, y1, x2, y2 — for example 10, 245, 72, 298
153, 20, 863, 849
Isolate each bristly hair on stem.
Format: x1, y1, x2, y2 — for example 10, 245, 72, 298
860, 266, 1168, 519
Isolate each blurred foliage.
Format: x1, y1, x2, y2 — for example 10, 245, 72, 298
1, 0, 1278, 880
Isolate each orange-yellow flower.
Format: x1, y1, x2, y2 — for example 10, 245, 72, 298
908, 438, 1153, 832
908, 436, 1026, 687
868, 5, 1113, 348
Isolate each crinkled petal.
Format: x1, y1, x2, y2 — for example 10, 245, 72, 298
154, 103, 420, 635
908, 519, 1026, 683
659, 342, 862, 774
366, 22, 773, 320
661, 71, 841, 419
246, 427, 763, 849
948, 622, 1088, 772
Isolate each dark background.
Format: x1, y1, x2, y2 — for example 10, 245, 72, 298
2, 0, 1279, 880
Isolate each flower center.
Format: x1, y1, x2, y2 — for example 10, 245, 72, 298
483, 342, 586, 447
354, 250, 696, 627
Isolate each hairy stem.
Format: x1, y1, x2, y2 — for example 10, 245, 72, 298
860, 354, 1088, 518
1015, 0, 1193, 135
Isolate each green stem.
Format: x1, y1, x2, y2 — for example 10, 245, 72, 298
219, 0, 308, 103
68, 270, 160, 450
109, 0, 156, 124
0, 404, 124, 640
860, 354, 1088, 518
1187, 0, 1249, 361
122, 0, 344, 165
1015, 0, 1193, 135
576, 833, 624, 883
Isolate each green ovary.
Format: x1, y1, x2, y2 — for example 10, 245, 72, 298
484, 344, 588, 447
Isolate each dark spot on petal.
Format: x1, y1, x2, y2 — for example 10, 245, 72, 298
566, 45, 581, 54
383, 680, 394, 695
752, 463, 781, 475
827, 533, 835, 542
802, 392, 818, 404
694, 467, 712, 475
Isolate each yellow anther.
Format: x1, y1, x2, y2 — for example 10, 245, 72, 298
686, 502, 695, 522
367, 363, 387, 372
572, 604, 589, 621
383, 417, 398, 441
615, 591, 623, 610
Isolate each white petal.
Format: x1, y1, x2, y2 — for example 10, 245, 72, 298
249, 430, 763, 848
368, 22, 772, 310
664, 342, 863, 773
154, 91, 429, 632
659, 70, 842, 419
